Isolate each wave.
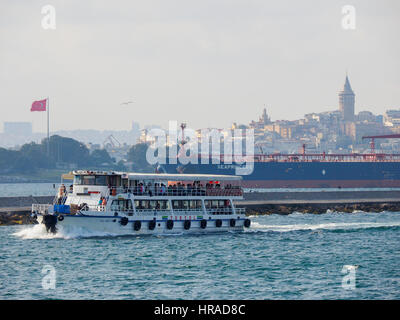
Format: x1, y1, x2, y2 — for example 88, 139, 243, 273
13, 219, 400, 239
249, 220, 400, 233
248, 210, 371, 217
12, 224, 119, 240
13, 226, 192, 240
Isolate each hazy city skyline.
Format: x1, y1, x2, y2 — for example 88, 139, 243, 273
1, 0, 399, 133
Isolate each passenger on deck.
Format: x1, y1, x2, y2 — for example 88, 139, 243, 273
139, 183, 144, 195
170, 184, 177, 196
186, 183, 192, 196
154, 183, 158, 195
147, 182, 153, 197
177, 183, 184, 196
160, 184, 166, 195
57, 184, 65, 204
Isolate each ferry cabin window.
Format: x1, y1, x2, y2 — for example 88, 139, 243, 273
134, 200, 170, 210
74, 175, 82, 185
110, 199, 133, 211
172, 200, 186, 210
73, 175, 108, 186
172, 200, 202, 210
95, 175, 107, 186
108, 175, 121, 187
189, 200, 202, 209
204, 200, 231, 208
82, 175, 95, 185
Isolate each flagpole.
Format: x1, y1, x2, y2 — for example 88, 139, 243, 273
47, 97, 50, 156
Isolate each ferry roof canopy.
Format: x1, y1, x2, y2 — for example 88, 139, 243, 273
71, 171, 242, 181
127, 173, 242, 181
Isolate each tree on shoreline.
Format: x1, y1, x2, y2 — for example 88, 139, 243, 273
0, 135, 125, 173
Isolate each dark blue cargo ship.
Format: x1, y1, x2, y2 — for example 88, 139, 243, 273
158, 153, 400, 189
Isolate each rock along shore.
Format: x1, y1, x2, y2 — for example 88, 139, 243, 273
0, 196, 53, 226
237, 201, 400, 215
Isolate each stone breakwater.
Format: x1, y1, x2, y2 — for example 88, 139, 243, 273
0, 196, 52, 226
238, 201, 400, 215
0, 196, 53, 208
237, 190, 400, 215
243, 190, 400, 202
0, 208, 37, 226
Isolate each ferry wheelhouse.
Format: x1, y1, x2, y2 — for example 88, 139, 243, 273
31, 171, 250, 235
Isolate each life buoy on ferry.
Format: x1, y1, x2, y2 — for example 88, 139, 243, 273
244, 219, 251, 228
133, 220, 141, 231
148, 220, 156, 230
215, 219, 222, 228
184, 220, 191, 230
230, 219, 236, 227
166, 220, 174, 230
200, 219, 207, 229
120, 217, 129, 226
111, 188, 117, 196
79, 203, 89, 211
58, 215, 64, 221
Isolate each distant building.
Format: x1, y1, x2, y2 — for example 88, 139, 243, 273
384, 109, 400, 126
264, 121, 294, 139
3, 122, 32, 135
338, 75, 355, 121
260, 108, 271, 125
249, 108, 271, 129
131, 121, 140, 132
357, 111, 377, 123
343, 121, 389, 142
138, 129, 155, 144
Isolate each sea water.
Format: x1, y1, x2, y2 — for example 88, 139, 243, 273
1, 211, 399, 299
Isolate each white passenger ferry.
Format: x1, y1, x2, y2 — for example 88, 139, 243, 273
31, 171, 251, 235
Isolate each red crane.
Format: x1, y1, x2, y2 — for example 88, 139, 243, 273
362, 134, 400, 153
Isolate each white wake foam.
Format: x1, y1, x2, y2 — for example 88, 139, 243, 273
250, 220, 400, 233
12, 224, 119, 240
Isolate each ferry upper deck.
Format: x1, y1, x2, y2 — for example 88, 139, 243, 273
64, 171, 243, 199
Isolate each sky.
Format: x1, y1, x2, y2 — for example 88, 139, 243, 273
0, 0, 399, 133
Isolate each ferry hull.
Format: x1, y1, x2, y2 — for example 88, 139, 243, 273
37, 214, 247, 235
239, 179, 400, 188
161, 161, 400, 189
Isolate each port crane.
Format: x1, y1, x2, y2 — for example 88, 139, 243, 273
103, 135, 124, 161
362, 134, 400, 154
103, 134, 121, 149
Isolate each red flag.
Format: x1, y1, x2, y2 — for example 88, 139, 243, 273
31, 99, 47, 112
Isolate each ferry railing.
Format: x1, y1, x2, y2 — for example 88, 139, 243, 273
205, 207, 235, 215
234, 207, 246, 214
171, 208, 204, 214
109, 205, 134, 215
110, 186, 243, 197
32, 203, 52, 214
205, 188, 243, 197
73, 204, 108, 213
135, 208, 171, 215
96, 205, 107, 212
